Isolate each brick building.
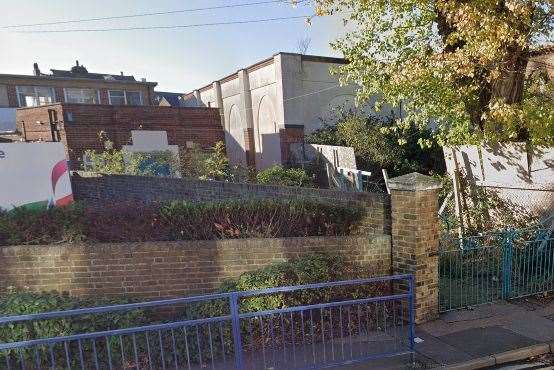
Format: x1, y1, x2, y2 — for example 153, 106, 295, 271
16, 103, 224, 169
0, 61, 157, 108
0, 61, 157, 132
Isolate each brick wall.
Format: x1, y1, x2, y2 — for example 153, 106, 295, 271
16, 103, 225, 168
72, 174, 391, 235
280, 125, 305, 164
0, 236, 391, 300
244, 127, 255, 167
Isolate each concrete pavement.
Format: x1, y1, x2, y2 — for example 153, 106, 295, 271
358, 297, 554, 369
416, 297, 554, 369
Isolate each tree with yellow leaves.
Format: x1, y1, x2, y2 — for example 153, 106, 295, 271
312, 0, 553, 146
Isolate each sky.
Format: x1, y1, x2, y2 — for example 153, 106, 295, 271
0, 0, 345, 93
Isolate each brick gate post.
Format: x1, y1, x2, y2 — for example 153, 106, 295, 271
388, 172, 442, 324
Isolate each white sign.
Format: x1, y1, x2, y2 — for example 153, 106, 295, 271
0, 142, 73, 210
122, 130, 179, 156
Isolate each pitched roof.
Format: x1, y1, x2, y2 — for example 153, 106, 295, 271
154, 91, 185, 107
50, 69, 137, 82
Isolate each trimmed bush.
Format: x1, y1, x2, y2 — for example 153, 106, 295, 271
187, 253, 389, 317
0, 205, 85, 246
0, 199, 365, 246
0, 290, 146, 368
256, 165, 314, 187
0, 290, 145, 341
183, 254, 391, 359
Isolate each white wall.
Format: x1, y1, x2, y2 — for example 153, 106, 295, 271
445, 143, 554, 216
183, 53, 396, 170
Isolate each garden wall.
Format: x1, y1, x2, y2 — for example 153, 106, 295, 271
0, 236, 391, 300
71, 173, 391, 235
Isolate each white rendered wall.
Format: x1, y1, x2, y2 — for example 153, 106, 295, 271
445, 143, 554, 216
184, 53, 395, 170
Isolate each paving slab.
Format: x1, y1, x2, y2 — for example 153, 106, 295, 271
502, 313, 554, 342
437, 326, 538, 357
414, 330, 474, 366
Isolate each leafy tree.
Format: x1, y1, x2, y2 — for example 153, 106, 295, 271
308, 113, 446, 176
312, 0, 553, 146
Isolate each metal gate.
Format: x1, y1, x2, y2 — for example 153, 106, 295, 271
0, 275, 415, 369
439, 228, 554, 312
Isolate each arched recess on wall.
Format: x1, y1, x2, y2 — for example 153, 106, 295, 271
226, 105, 246, 166
255, 95, 281, 170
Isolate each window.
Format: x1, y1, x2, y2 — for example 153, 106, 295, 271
16, 86, 55, 107
108, 90, 126, 105
126, 91, 142, 106
108, 90, 143, 106
64, 88, 99, 104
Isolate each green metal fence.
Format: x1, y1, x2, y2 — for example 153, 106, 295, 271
439, 228, 554, 312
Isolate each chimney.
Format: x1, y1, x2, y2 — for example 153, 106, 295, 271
76, 60, 80, 66
120, 71, 124, 76
33, 63, 41, 76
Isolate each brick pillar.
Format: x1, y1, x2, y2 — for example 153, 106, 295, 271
244, 128, 256, 168
389, 172, 441, 324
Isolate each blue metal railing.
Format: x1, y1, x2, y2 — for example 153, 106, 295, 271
439, 227, 554, 312
0, 274, 415, 370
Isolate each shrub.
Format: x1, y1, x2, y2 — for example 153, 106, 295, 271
0, 290, 145, 341
85, 149, 179, 177
307, 113, 446, 177
256, 165, 314, 187
219, 253, 389, 311
0, 205, 85, 246
83, 202, 171, 243
0, 199, 365, 246
84, 132, 179, 177
0, 290, 146, 368
183, 254, 391, 358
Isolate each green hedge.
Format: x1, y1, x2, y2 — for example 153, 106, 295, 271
0, 254, 387, 368
0, 290, 146, 368
0, 199, 365, 246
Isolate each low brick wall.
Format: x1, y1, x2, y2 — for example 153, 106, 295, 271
0, 236, 391, 300
71, 174, 391, 235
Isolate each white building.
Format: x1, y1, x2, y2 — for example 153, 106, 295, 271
183, 52, 391, 170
